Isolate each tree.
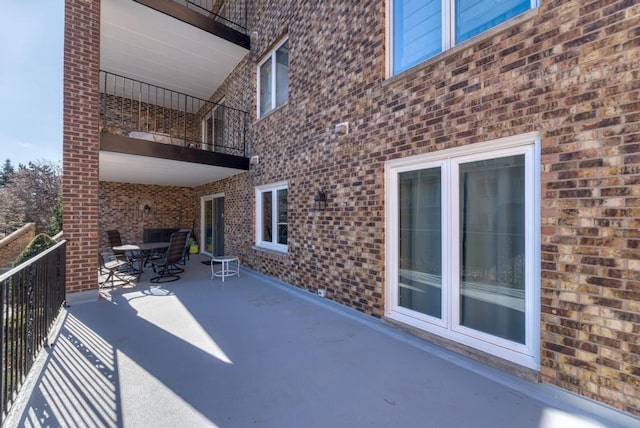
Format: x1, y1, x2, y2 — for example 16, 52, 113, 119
46, 187, 63, 236
0, 160, 61, 234
0, 158, 15, 187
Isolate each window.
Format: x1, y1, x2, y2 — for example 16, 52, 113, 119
386, 133, 540, 369
256, 182, 288, 252
391, 0, 535, 74
257, 39, 289, 118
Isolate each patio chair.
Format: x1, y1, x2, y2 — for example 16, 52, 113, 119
178, 228, 191, 265
106, 229, 142, 273
150, 230, 189, 283
98, 253, 132, 288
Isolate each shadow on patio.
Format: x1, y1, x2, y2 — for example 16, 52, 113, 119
7, 256, 636, 427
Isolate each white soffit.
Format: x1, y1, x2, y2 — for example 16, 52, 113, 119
99, 151, 242, 187
100, 0, 248, 99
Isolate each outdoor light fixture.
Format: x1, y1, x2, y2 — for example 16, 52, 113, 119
139, 201, 152, 215
313, 189, 327, 211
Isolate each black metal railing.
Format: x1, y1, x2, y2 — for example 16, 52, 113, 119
100, 70, 249, 158
185, 0, 247, 33
0, 240, 66, 423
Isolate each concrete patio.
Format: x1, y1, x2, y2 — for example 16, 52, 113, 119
6, 256, 638, 427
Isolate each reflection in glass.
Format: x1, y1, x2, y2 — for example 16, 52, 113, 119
262, 191, 272, 243
393, 0, 442, 73
456, 0, 530, 43
259, 57, 272, 116
276, 41, 289, 107
277, 189, 288, 245
398, 167, 442, 318
459, 155, 525, 343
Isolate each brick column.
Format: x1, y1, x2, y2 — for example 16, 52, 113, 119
63, 0, 101, 294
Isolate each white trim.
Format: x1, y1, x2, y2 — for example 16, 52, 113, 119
255, 181, 288, 253
257, 38, 289, 119
385, 133, 540, 370
201, 193, 224, 257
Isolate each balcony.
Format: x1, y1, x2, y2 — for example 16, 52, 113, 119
99, 70, 249, 186
4, 257, 632, 427
99, 0, 250, 186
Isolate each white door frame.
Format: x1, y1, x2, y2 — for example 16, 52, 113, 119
201, 193, 224, 256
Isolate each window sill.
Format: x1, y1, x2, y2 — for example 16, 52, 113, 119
254, 101, 288, 125
252, 245, 288, 256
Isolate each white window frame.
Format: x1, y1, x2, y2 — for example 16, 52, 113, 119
255, 181, 288, 252
257, 38, 289, 118
385, 133, 540, 369
386, 0, 539, 77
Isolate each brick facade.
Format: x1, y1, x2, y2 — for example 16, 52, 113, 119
63, 0, 101, 294
98, 182, 196, 252
207, 0, 640, 415
64, 0, 640, 417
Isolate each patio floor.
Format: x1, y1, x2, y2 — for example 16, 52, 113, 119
6, 255, 638, 427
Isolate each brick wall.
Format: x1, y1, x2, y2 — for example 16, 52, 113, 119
63, 0, 100, 293
98, 182, 196, 252
205, 0, 640, 415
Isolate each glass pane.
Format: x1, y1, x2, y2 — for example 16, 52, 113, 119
275, 41, 289, 107
459, 155, 525, 344
456, 0, 530, 44
262, 191, 273, 243
204, 200, 213, 253
259, 57, 272, 116
393, 0, 442, 74
398, 167, 442, 318
277, 188, 288, 245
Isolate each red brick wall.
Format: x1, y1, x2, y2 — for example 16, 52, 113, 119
63, 0, 101, 293
207, 0, 640, 415
98, 182, 196, 252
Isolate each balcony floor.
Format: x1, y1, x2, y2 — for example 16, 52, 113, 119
8, 256, 636, 427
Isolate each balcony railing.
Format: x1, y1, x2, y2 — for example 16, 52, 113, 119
0, 241, 66, 423
100, 70, 249, 158
185, 0, 247, 34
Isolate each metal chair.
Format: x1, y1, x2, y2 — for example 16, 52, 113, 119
106, 229, 142, 274
178, 228, 192, 265
150, 231, 189, 283
98, 254, 132, 288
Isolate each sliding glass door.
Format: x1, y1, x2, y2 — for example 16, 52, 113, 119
386, 134, 539, 369
201, 194, 224, 257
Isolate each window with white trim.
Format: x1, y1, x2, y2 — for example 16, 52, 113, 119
255, 182, 288, 252
257, 39, 289, 118
385, 133, 540, 369
390, 0, 536, 75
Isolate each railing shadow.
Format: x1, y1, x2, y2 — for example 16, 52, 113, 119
15, 312, 122, 428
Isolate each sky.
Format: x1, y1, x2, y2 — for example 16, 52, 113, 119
0, 1, 64, 167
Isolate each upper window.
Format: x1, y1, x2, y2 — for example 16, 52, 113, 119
391, 0, 535, 75
255, 182, 288, 252
257, 39, 289, 118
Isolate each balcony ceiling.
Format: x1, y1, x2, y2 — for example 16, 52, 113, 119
100, 0, 248, 99
100, 152, 244, 187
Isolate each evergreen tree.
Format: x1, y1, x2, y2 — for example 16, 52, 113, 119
0, 158, 15, 187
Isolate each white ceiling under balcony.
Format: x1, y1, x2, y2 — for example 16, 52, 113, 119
100, 0, 248, 99
100, 152, 244, 187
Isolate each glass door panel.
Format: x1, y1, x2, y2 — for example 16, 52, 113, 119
458, 155, 525, 344
398, 167, 442, 319
204, 199, 213, 254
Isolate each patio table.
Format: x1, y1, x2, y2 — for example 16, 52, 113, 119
112, 242, 170, 279
211, 255, 240, 282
